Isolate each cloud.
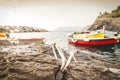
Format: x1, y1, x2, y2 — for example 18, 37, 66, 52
0, 0, 119, 30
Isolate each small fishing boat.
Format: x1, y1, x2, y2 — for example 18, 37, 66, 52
0, 33, 11, 45
68, 26, 119, 46
19, 38, 45, 44
68, 37, 118, 46
0, 33, 8, 39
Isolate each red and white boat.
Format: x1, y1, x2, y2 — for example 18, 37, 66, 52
68, 27, 119, 46
68, 38, 118, 46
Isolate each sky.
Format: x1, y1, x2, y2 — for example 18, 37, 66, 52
0, 0, 119, 31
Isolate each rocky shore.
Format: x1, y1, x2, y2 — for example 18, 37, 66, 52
0, 5, 120, 80
0, 42, 120, 80
0, 25, 48, 33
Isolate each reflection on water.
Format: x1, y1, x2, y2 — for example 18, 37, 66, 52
10, 31, 120, 62
73, 44, 120, 62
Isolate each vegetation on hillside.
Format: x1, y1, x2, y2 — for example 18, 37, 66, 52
89, 5, 120, 32
99, 5, 120, 18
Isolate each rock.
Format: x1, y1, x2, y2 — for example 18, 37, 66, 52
8, 54, 59, 80
63, 51, 120, 80
53, 49, 120, 80
0, 53, 8, 80
0, 44, 61, 80
0, 43, 120, 80
0, 25, 48, 33
0, 40, 11, 45
88, 6, 120, 32
88, 18, 120, 32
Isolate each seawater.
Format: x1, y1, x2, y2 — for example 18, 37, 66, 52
10, 31, 120, 62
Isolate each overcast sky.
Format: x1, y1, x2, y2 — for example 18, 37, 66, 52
0, 0, 119, 30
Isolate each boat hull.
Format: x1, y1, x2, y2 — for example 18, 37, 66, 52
19, 38, 45, 44
68, 38, 118, 46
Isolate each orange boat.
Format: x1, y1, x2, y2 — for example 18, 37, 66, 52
0, 33, 7, 38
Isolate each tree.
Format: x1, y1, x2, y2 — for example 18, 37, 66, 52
117, 5, 120, 11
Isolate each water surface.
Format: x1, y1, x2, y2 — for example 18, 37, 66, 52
10, 31, 120, 62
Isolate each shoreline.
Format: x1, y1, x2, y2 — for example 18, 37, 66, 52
0, 42, 120, 80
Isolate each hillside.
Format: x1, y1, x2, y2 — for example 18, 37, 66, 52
88, 5, 120, 32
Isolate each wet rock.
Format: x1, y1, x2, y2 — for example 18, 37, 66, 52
0, 40, 11, 45
63, 51, 120, 80
0, 44, 61, 80
0, 43, 120, 80
0, 53, 8, 80
8, 54, 59, 80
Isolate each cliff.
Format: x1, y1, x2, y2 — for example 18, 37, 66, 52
88, 5, 120, 32
88, 18, 120, 32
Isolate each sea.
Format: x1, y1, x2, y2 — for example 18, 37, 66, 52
10, 31, 120, 62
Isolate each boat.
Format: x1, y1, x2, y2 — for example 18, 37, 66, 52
0, 33, 11, 45
68, 26, 119, 46
68, 37, 118, 46
0, 33, 45, 44
19, 38, 45, 44
0, 33, 8, 39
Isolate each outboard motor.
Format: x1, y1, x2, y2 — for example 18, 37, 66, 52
114, 32, 118, 36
